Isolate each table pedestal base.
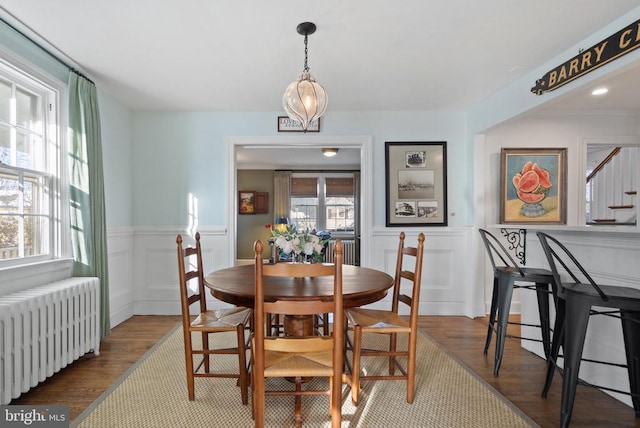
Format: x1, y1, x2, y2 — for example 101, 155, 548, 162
284, 314, 314, 336
284, 315, 315, 384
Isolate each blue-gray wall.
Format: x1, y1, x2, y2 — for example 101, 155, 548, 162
130, 110, 469, 229
98, 90, 133, 228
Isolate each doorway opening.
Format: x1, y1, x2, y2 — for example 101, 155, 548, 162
227, 135, 373, 266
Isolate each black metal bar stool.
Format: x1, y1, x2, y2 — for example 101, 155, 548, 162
537, 231, 640, 428
479, 228, 555, 375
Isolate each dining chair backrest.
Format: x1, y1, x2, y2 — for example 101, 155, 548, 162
536, 231, 609, 302
478, 228, 525, 277
177, 232, 208, 316
252, 239, 344, 427
390, 231, 426, 320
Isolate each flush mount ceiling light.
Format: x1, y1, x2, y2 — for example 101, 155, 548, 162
592, 87, 609, 96
282, 22, 328, 132
322, 148, 339, 157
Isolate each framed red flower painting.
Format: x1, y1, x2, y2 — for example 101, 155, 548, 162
500, 147, 567, 224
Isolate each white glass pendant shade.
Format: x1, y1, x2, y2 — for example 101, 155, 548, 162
282, 71, 327, 131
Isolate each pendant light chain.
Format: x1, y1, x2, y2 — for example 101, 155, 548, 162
303, 34, 309, 73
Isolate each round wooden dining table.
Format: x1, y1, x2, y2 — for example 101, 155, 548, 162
205, 264, 394, 307
204, 264, 394, 335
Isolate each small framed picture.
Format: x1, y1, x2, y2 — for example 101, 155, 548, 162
277, 116, 320, 132
500, 147, 567, 224
385, 141, 447, 226
405, 151, 427, 168
238, 190, 256, 214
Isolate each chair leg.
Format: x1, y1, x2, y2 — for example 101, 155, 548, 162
494, 277, 515, 376
389, 332, 397, 376
183, 331, 196, 401
250, 356, 256, 420
329, 376, 341, 428
560, 297, 591, 428
535, 282, 552, 360
294, 377, 303, 428
322, 313, 330, 335
268, 313, 285, 336
484, 277, 499, 355
542, 297, 565, 398
351, 325, 363, 404
621, 309, 640, 417
202, 331, 210, 373
237, 325, 249, 405
254, 361, 265, 428
407, 331, 418, 404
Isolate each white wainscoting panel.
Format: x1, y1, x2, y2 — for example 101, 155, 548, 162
107, 227, 135, 327
131, 227, 230, 316
368, 228, 473, 316
107, 226, 478, 327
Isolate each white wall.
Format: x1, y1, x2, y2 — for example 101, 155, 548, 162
99, 90, 134, 228
126, 110, 480, 319
98, 90, 136, 326
480, 112, 640, 406
467, 7, 640, 135
119, 5, 640, 327
483, 112, 640, 227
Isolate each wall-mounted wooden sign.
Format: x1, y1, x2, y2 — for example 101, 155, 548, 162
277, 116, 320, 132
531, 18, 640, 95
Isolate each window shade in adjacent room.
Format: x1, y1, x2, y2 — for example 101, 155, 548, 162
326, 177, 354, 197
291, 177, 318, 197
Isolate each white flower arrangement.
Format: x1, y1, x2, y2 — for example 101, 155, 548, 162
271, 224, 328, 263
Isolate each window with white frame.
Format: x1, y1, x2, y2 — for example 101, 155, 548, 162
0, 57, 61, 265
290, 172, 355, 235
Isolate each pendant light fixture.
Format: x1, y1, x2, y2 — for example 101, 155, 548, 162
282, 22, 328, 132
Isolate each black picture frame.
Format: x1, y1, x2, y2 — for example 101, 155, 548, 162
385, 141, 448, 227
277, 116, 320, 132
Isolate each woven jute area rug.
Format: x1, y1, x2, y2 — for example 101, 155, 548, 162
72, 324, 537, 427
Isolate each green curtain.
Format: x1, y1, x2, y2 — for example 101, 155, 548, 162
68, 71, 111, 339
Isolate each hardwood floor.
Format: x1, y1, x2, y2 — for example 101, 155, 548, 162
10, 315, 640, 427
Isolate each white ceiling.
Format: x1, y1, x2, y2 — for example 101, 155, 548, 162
236, 146, 361, 170
1, 1, 639, 168
1, 1, 639, 112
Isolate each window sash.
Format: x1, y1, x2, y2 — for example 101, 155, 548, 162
0, 55, 59, 266
290, 173, 356, 234
0, 165, 52, 260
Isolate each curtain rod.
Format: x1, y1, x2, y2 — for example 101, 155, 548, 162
70, 67, 94, 85
0, 9, 95, 84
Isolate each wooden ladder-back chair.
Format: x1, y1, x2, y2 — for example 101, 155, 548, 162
252, 239, 344, 428
537, 231, 640, 428
345, 231, 425, 404
478, 228, 555, 375
176, 233, 252, 403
